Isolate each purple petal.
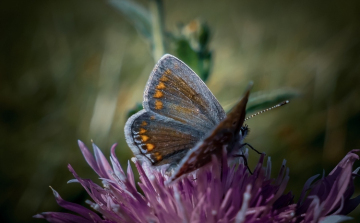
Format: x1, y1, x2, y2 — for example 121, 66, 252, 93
92, 142, 113, 179
298, 174, 320, 205
234, 184, 252, 223
49, 187, 103, 222
127, 160, 136, 189
319, 215, 353, 223
340, 195, 360, 215
110, 144, 126, 181
77, 140, 99, 174
34, 212, 93, 223
329, 150, 359, 175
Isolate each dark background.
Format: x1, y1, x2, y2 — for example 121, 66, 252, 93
1, 0, 360, 222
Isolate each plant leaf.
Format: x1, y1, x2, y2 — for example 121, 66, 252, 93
246, 89, 300, 113
108, 0, 152, 40
126, 103, 143, 119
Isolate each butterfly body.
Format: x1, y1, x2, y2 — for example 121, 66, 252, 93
124, 54, 250, 181
169, 89, 250, 180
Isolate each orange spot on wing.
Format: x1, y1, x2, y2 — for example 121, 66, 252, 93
156, 82, 166, 89
146, 143, 155, 151
164, 69, 172, 75
155, 100, 163, 110
141, 135, 149, 142
150, 116, 155, 120
160, 75, 168, 82
153, 90, 163, 98
139, 128, 146, 134
154, 152, 162, 161
141, 121, 147, 126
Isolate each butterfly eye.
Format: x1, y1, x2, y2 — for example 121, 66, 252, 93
240, 125, 249, 137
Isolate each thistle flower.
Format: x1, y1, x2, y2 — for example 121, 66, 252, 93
34, 141, 360, 223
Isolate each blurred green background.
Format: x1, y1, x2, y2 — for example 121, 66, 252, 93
1, 0, 360, 222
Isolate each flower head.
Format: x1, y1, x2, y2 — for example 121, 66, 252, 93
34, 141, 360, 223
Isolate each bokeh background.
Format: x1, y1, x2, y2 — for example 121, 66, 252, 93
1, 0, 360, 222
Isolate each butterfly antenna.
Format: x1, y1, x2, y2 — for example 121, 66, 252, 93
244, 100, 290, 121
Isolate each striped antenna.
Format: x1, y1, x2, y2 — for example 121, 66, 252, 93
245, 100, 290, 121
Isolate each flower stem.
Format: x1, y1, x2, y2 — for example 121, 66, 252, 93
149, 0, 166, 61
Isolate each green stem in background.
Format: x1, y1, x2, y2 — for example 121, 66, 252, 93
149, 0, 166, 61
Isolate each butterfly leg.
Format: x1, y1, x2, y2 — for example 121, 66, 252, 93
241, 143, 262, 155
233, 153, 253, 174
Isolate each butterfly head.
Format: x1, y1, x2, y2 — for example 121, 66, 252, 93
240, 124, 249, 138
220, 86, 251, 135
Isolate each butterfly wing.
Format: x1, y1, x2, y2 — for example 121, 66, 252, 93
168, 87, 251, 182
143, 54, 226, 132
125, 54, 226, 165
125, 110, 204, 165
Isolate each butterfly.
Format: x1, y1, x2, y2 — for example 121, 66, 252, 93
124, 54, 252, 182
